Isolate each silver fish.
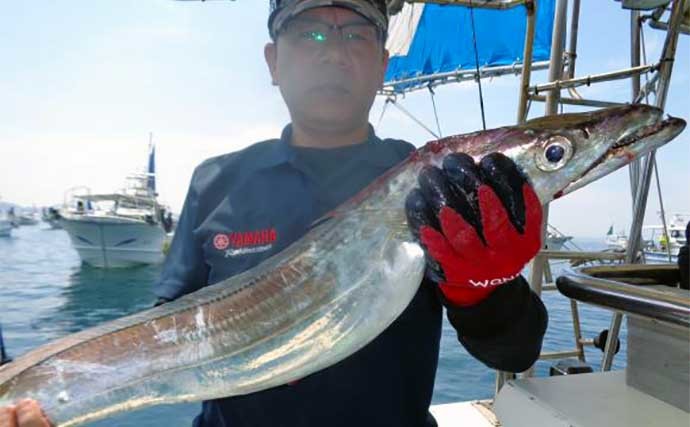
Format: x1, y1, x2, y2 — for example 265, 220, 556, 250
0, 105, 685, 426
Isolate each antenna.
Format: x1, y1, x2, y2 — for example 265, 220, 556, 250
147, 132, 156, 195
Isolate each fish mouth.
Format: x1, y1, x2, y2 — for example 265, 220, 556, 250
562, 113, 686, 196
611, 116, 673, 150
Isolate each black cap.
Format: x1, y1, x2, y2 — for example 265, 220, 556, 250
268, 0, 388, 39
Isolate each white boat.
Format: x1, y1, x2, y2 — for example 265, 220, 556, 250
642, 213, 689, 263
5, 207, 19, 229
1, 207, 39, 227
605, 225, 629, 251
0, 198, 16, 235
545, 228, 573, 251
16, 209, 40, 226
0, 213, 12, 237
602, 215, 688, 263
59, 216, 168, 268
41, 207, 63, 229
58, 141, 174, 268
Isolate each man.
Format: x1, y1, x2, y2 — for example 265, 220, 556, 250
0, 1, 547, 426
0, 323, 10, 366
678, 221, 689, 290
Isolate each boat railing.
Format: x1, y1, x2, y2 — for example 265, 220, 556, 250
118, 173, 166, 220
556, 264, 689, 329
61, 186, 93, 215
59, 176, 164, 223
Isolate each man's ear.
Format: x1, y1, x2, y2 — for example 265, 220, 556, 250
264, 42, 279, 86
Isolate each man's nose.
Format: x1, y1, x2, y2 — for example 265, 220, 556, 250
317, 35, 351, 67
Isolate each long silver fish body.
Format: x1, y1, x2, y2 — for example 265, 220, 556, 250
0, 105, 685, 426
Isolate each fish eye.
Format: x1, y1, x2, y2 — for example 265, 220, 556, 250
536, 136, 573, 171
545, 144, 565, 163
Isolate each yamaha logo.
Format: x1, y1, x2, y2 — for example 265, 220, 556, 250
213, 234, 230, 250
213, 228, 278, 258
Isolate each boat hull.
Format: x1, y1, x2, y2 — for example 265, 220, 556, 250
18, 216, 39, 226
643, 250, 679, 264
59, 217, 166, 268
545, 235, 572, 251
45, 219, 64, 230
0, 220, 11, 237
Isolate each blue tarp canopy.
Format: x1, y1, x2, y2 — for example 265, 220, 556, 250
384, 1, 556, 94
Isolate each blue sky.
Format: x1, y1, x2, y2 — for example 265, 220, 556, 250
0, 1, 687, 238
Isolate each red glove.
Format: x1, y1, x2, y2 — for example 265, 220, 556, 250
405, 153, 543, 306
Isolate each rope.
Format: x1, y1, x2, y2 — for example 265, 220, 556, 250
428, 85, 443, 137
389, 98, 440, 139
376, 97, 392, 130
469, 1, 487, 130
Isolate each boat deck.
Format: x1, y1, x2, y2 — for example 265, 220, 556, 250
494, 370, 689, 427
430, 400, 498, 427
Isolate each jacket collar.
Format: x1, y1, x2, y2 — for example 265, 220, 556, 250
258, 124, 396, 170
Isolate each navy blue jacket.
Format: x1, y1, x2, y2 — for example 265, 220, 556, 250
155, 125, 547, 427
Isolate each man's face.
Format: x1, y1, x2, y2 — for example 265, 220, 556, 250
264, 7, 389, 134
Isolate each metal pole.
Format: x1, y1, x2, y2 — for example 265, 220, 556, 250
600, 313, 623, 371
626, 0, 685, 262
565, 0, 583, 100
530, 63, 657, 93
529, 95, 625, 108
565, 0, 581, 80
601, 0, 686, 372
518, 0, 567, 382
419, 0, 531, 9
570, 299, 586, 362
382, 61, 551, 95
630, 10, 641, 99
544, 0, 568, 113
503, 0, 560, 387
629, 10, 641, 201
651, 0, 684, 110
528, 0, 568, 296
517, 0, 537, 124
561, 0, 588, 367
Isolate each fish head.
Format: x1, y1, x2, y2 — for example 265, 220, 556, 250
504, 104, 686, 203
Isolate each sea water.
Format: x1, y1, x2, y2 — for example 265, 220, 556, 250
0, 224, 627, 426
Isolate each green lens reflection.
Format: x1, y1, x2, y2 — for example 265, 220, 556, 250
309, 31, 327, 43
